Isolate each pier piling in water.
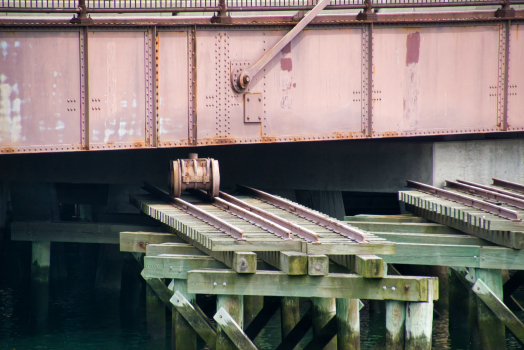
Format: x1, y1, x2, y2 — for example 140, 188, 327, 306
31, 241, 51, 322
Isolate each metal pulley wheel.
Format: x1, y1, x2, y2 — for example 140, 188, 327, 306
169, 153, 220, 198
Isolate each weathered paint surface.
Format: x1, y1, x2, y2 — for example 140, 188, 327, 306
0, 23, 522, 154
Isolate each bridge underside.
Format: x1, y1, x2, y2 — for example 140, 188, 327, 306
0, 11, 523, 155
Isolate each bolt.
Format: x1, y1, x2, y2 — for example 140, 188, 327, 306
177, 299, 179, 302
478, 287, 480, 290
473, 255, 477, 258
382, 286, 386, 290
213, 282, 217, 286
223, 282, 227, 286
391, 286, 395, 291
243, 76, 250, 85
405, 285, 409, 290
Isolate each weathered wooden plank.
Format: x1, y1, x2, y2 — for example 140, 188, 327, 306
473, 278, 524, 345
171, 290, 217, 349
405, 279, 434, 350
336, 298, 360, 350
475, 269, 505, 350
146, 281, 166, 339
214, 307, 257, 350
171, 280, 198, 350
146, 243, 206, 256
275, 307, 313, 350
379, 243, 480, 267
11, 221, 162, 244
280, 251, 308, 275
281, 297, 300, 339
372, 232, 493, 246
480, 246, 524, 270
330, 254, 384, 278
232, 252, 257, 273
343, 221, 458, 234
308, 255, 329, 276
306, 242, 396, 255
244, 297, 279, 340
31, 241, 50, 322
344, 214, 429, 223
386, 300, 405, 350
216, 295, 244, 350
187, 270, 437, 301
120, 232, 183, 252
143, 254, 228, 279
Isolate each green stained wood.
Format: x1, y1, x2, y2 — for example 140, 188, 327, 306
405, 279, 434, 350
343, 221, 458, 234
385, 300, 405, 350
31, 241, 51, 322
141, 272, 174, 309
379, 243, 480, 267
120, 231, 183, 252
472, 278, 524, 344
330, 255, 384, 278
171, 290, 217, 349
11, 221, 162, 244
336, 298, 360, 350
308, 255, 329, 276
280, 251, 308, 275
214, 307, 257, 350
232, 251, 257, 273
475, 269, 505, 350
187, 270, 437, 301
216, 295, 244, 350
480, 246, 524, 269
171, 280, 197, 350
143, 254, 228, 279
146, 282, 166, 340
281, 297, 300, 338
146, 243, 206, 256
312, 297, 336, 350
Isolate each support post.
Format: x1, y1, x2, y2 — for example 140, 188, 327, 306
146, 281, 166, 339
281, 297, 300, 339
172, 279, 197, 350
476, 269, 505, 350
31, 241, 51, 322
244, 295, 264, 328
385, 300, 405, 350
405, 279, 434, 350
336, 298, 360, 350
217, 295, 244, 350
312, 297, 337, 350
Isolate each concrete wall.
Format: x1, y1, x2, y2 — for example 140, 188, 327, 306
432, 139, 524, 188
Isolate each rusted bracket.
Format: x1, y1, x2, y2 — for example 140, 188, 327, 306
492, 178, 524, 195
231, 0, 333, 93
213, 196, 292, 240
236, 185, 368, 243
70, 0, 93, 24
219, 191, 320, 243
406, 180, 521, 221
446, 180, 524, 210
142, 182, 245, 240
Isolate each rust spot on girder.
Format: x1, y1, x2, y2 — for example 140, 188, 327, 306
406, 32, 420, 65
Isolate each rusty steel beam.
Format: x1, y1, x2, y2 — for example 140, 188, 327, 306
493, 178, 524, 195
213, 196, 292, 240
406, 180, 521, 221
237, 185, 368, 243
446, 180, 524, 210
219, 191, 320, 243
457, 180, 524, 201
142, 182, 245, 240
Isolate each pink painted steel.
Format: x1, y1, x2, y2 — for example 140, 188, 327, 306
372, 26, 501, 137
0, 30, 82, 151
157, 30, 190, 147
507, 24, 524, 132
87, 30, 147, 150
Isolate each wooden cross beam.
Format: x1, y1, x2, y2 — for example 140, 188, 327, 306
187, 270, 438, 301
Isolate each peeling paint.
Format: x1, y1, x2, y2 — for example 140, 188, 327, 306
0, 75, 22, 143
0, 41, 8, 58
120, 100, 128, 108
406, 32, 420, 66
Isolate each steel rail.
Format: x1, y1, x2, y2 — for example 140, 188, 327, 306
446, 180, 524, 210
457, 179, 524, 201
213, 196, 293, 240
219, 191, 320, 243
407, 180, 521, 221
142, 182, 245, 240
237, 185, 368, 243
493, 178, 524, 195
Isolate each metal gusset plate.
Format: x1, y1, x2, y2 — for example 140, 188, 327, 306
407, 180, 521, 221
446, 180, 524, 210
219, 192, 319, 243
236, 185, 368, 243
213, 196, 292, 240
143, 182, 245, 240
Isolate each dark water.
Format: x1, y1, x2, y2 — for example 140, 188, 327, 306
1, 245, 522, 350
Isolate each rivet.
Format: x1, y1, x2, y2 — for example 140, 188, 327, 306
382, 286, 386, 290
223, 282, 227, 286
391, 286, 395, 291
213, 282, 217, 286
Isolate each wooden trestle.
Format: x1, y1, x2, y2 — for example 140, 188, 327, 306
123, 190, 439, 350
